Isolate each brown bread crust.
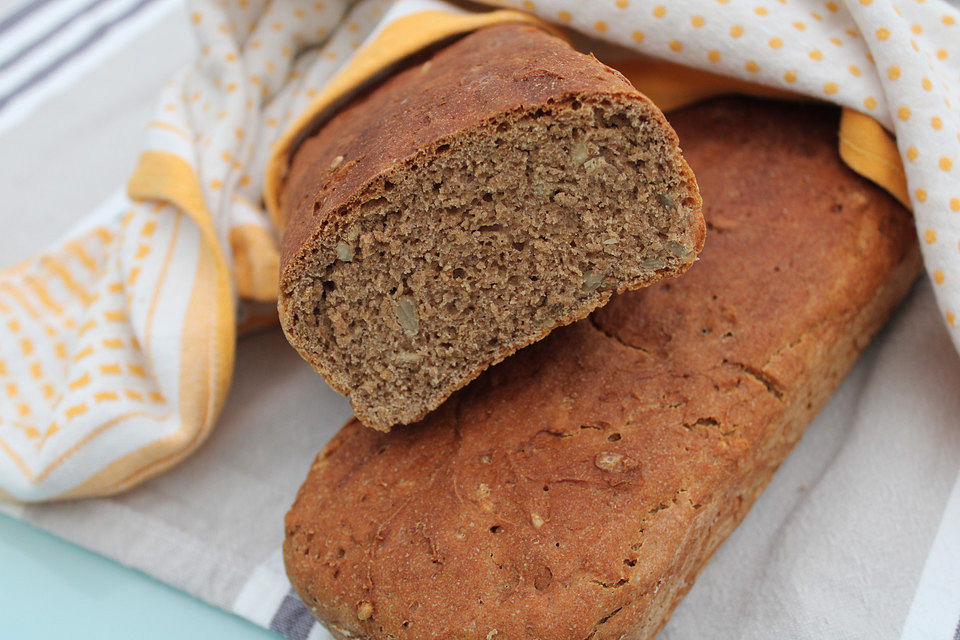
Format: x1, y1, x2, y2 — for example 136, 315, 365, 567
283, 97, 921, 640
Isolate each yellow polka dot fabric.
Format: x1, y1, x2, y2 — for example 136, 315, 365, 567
486, 0, 960, 334
3, 0, 958, 501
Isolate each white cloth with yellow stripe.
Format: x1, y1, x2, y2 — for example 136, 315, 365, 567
1, 0, 958, 506
4, 1, 960, 638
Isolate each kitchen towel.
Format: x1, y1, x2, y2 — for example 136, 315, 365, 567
5, 286, 960, 640
2, 0, 957, 502
0, 0, 960, 640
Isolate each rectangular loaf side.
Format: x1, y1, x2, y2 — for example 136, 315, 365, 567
283, 97, 921, 640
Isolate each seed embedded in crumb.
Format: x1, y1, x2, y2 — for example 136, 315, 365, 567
583, 270, 605, 292
531, 513, 545, 528
665, 241, 689, 258
602, 237, 620, 245
657, 192, 676, 212
330, 155, 344, 170
642, 257, 666, 270
477, 483, 495, 512
420, 60, 432, 74
395, 296, 419, 336
534, 314, 554, 326
594, 451, 636, 472
336, 241, 354, 261
583, 156, 608, 175
357, 602, 374, 620
570, 140, 590, 165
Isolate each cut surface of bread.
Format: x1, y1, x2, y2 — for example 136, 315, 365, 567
283, 97, 921, 639
278, 24, 703, 430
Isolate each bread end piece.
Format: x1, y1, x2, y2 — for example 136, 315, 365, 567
278, 24, 703, 430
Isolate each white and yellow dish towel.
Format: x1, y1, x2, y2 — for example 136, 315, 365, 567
1, 0, 958, 501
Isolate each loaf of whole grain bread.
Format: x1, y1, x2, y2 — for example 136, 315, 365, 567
283, 97, 921, 639
278, 24, 704, 431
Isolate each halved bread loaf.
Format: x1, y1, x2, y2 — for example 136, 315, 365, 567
283, 98, 921, 639
278, 24, 704, 430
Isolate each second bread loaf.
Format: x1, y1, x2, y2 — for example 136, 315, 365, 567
283, 97, 921, 639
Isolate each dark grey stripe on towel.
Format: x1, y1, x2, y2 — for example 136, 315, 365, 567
0, 0, 156, 112
0, 0, 61, 37
270, 591, 316, 640
0, 0, 115, 74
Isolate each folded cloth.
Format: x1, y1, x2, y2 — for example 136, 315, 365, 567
0, 0, 957, 502
3, 4, 960, 638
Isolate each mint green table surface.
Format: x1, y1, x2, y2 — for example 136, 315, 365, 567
0, 514, 282, 639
